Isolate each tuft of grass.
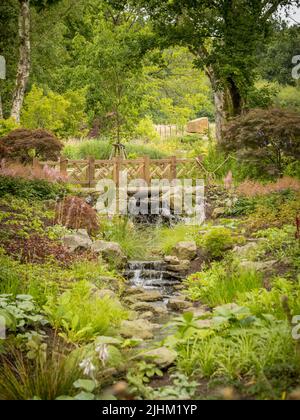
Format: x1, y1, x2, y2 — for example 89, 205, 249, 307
0, 342, 81, 400
63, 139, 167, 160
186, 260, 263, 307
154, 224, 200, 255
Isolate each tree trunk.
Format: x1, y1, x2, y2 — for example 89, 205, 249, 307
205, 66, 226, 143
226, 77, 244, 117
0, 94, 3, 119
11, 0, 31, 123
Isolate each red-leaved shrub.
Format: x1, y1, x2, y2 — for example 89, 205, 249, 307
0, 128, 63, 163
5, 235, 97, 266
55, 196, 99, 235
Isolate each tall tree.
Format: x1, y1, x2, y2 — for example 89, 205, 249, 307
11, 0, 62, 122
11, 0, 30, 122
115, 0, 300, 141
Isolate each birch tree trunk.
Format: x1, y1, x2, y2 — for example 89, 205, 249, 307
11, 0, 31, 123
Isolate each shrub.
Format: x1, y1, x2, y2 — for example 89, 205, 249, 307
21, 85, 88, 138
134, 116, 160, 143
222, 108, 300, 177
55, 196, 100, 235
0, 175, 68, 200
0, 128, 63, 163
44, 281, 128, 343
237, 277, 300, 320
0, 118, 19, 137
244, 193, 300, 230
186, 260, 263, 306
199, 227, 235, 259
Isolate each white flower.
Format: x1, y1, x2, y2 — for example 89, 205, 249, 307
95, 344, 109, 366
79, 358, 96, 377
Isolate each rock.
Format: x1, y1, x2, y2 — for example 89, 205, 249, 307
173, 284, 186, 291
164, 256, 180, 266
233, 242, 257, 257
120, 319, 157, 340
124, 291, 163, 305
126, 287, 145, 296
99, 276, 123, 291
141, 347, 177, 368
195, 319, 213, 328
131, 302, 168, 316
240, 260, 277, 272
91, 241, 127, 268
167, 298, 193, 311
136, 291, 163, 302
173, 241, 197, 261
139, 311, 154, 320
167, 260, 190, 273
212, 207, 227, 219
94, 289, 117, 300
62, 229, 92, 252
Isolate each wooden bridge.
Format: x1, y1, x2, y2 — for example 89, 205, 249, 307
36, 156, 204, 188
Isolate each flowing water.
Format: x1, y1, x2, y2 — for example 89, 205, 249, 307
125, 260, 181, 297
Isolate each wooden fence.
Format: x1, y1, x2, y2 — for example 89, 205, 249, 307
35, 156, 203, 188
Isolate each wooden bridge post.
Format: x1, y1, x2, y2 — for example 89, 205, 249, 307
170, 156, 177, 180
143, 155, 150, 184
88, 156, 95, 188
59, 157, 68, 177
32, 157, 41, 170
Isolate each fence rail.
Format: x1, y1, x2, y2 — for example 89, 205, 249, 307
35, 156, 203, 188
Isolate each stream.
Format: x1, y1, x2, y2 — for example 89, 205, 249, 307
125, 261, 183, 342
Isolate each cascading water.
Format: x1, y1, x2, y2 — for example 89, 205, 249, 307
125, 261, 181, 297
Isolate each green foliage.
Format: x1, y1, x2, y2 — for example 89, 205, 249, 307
238, 277, 300, 320
0, 118, 19, 137
0, 252, 25, 295
0, 294, 47, 332
275, 85, 300, 113
133, 116, 159, 143
198, 227, 235, 259
21, 85, 88, 138
0, 176, 67, 200
44, 281, 128, 343
175, 320, 300, 399
186, 260, 263, 307
142, 47, 213, 125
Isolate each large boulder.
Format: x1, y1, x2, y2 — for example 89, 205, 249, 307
141, 347, 177, 368
173, 241, 197, 261
91, 240, 127, 268
120, 319, 158, 340
62, 229, 92, 252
